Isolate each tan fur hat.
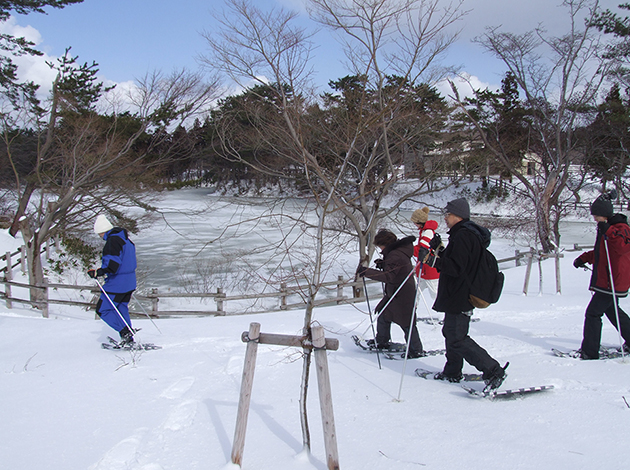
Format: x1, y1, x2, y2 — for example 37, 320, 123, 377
410, 207, 430, 224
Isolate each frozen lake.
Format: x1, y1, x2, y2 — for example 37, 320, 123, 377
132, 188, 599, 296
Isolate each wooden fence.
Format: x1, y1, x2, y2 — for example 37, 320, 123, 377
1, 245, 582, 317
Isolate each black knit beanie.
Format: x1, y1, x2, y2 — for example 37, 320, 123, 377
445, 197, 470, 219
590, 190, 617, 218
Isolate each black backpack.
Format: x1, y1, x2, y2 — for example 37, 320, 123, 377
468, 248, 504, 308
462, 222, 504, 308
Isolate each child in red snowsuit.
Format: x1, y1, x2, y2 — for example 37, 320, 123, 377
410, 207, 440, 299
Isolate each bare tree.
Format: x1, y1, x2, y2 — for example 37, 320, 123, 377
449, 0, 611, 252
307, 0, 467, 265
202, 0, 467, 454
3, 50, 220, 306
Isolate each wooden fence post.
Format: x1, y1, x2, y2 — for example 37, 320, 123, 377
515, 250, 521, 267
554, 251, 562, 294
312, 325, 340, 470
216, 287, 225, 314
151, 288, 159, 314
280, 283, 287, 310
523, 250, 534, 296
231, 322, 260, 467
5, 251, 12, 309
41, 276, 49, 318
336, 276, 344, 304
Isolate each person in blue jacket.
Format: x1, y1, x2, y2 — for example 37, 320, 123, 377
88, 214, 137, 346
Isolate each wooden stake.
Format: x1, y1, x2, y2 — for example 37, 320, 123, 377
231, 322, 260, 467
312, 325, 340, 470
231, 323, 340, 468
5, 251, 12, 309
523, 250, 534, 295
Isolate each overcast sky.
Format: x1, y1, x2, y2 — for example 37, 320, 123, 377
1, 0, 624, 103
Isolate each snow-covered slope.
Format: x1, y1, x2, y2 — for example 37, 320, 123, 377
1, 230, 629, 469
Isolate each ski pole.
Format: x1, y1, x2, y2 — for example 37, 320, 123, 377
362, 263, 419, 337
417, 286, 438, 327
131, 293, 162, 334
396, 273, 422, 402
602, 237, 626, 360
93, 277, 135, 337
363, 276, 382, 370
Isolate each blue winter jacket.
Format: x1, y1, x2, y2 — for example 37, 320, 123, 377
99, 228, 137, 293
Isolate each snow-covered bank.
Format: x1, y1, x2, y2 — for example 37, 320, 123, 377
1, 245, 629, 470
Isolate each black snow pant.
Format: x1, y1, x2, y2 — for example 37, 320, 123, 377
580, 291, 630, 359
441, 311, 501, 380
376, 314, 424, 354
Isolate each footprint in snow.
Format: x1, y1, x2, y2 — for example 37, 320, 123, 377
162, 399, 198, 432
159, 376, 195, 399
88, 430, 145, 470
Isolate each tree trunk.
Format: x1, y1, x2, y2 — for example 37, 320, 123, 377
26, 233, 46, 309
9, 182, 35, 237
536, 199, 554, 254
299, 331, 312, 451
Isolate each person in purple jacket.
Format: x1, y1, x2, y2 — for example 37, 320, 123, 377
88, 214, 137, 346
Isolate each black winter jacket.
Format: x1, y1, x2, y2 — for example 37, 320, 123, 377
432, 220, 490, 313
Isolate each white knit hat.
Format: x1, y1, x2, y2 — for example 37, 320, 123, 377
94, 214, 113, 234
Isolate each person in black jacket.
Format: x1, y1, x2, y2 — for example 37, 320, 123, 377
357, 229, 424, 358
428, 198, 507, 388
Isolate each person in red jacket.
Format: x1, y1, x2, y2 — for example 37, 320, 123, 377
573, 190, 630, 359
410, 207, 440, 300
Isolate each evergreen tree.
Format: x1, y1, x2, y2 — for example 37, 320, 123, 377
0, 1, 84, 106
581, 84, 630, 195
590, 3, 630, 87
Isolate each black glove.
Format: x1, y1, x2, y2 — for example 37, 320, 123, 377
416, 247, 429, 264
425, 246, 444, 268
356, 265, 368, 278
374, 259, 384, 270
597, 221, 610, 235
429, 233, 442, 251
573, 257, 586, 269
88, 268, 104, 278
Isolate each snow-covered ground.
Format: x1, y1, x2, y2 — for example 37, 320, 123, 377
1, 190, 629, 470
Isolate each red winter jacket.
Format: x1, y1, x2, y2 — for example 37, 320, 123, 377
413, 219, 440, 280
576, 214, 630, 297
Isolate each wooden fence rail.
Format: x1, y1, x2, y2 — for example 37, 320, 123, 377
0, 275, 384, 317
1, 244, 583, 317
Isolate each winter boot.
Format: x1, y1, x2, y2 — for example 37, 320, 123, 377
434, 371, 463, 383
404, 349, 425, 359
366, 339, 391, 350
119, 326, 135, 347
484, 362, 509, 391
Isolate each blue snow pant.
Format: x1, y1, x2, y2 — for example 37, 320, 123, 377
580, 291, 630, 359
441, 311, 501, 380
96, 291, 133, 334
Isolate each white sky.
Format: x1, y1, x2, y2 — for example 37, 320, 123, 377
1, 0, 624, 102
